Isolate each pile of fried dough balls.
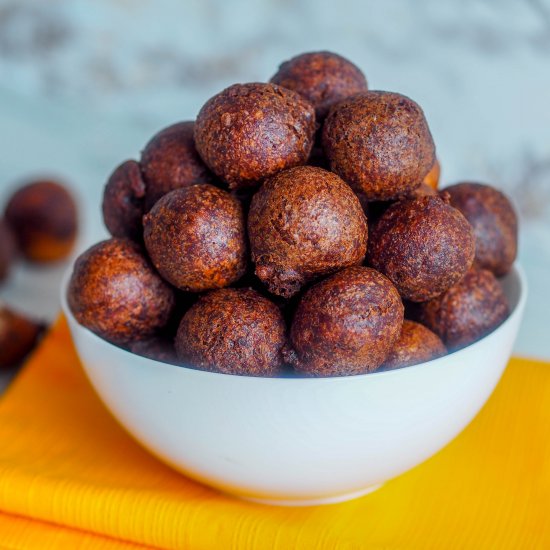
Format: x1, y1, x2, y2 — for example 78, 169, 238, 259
68, 51, 517, 377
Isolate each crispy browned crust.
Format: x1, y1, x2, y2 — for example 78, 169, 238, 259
141, 121, 215, 210
175, 288, 287, 376
322, 91, 435, 201
363, 183, 437, 232
270, 51, 368, 121
415, 268, 509, 351
368, 195, 475, 302
287, 266, 404, 376
445, 182, 518, 276
5, 180, 77, 262
102, 160, 146, 241
248, 166, 368, 298
68, 238, 175, 346
143, 184, 247, 292
381, 320, 446, 370
0, 218, 17, 282
0, 305, 44, 368
405, 182, 438, 199
194, 83, 316, 190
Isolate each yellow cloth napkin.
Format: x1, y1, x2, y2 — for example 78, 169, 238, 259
0, 316, 549, 550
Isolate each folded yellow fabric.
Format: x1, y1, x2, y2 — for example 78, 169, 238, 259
0, 316, 549, 550
0, 511, 149, 549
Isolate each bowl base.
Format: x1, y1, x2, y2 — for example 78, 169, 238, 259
238, 484, 383, 507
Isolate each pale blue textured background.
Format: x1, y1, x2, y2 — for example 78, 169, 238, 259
0, 0, 549, 358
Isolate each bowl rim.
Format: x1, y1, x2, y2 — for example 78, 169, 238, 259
61, 263, 528, 384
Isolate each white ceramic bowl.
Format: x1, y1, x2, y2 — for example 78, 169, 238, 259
62, 265, 527, 506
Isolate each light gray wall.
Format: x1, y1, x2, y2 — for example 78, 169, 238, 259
0, 0, 549, 357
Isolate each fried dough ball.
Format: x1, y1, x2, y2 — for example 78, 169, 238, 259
129, 337, 179, 365
445, 182, 518, 276
0, 304, 44, 368
0, 219, 17, 283
368, 195, 475, 302
68, 238, 175, 346
143, 185, 247, 292
5, 180, 77, 262
248, 166, 368, 298
270, 51, 368, 120
175, 288, 287, 376
102, 160, 146, 241
381, 320, 446, 370
414, 268, 509, 351
194, 83, 315, 190
286, 266, 403, 376
140, 121, 215, 210
322, 91, 435, 201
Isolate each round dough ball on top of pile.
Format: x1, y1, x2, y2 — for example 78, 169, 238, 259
140, 121, 215, 211
270, 51, 368, 121
368, 195, 475, 302
322, 91, 435, 201
286, 266, 404, 376
143, 184, 247, 292
194, 83, 316, 190
67, 238, 176, 346
175, 288, 287, 376
248, 166, 368, 298
444, 182, 518, 276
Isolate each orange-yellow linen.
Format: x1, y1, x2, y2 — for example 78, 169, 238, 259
0, 511, 153, 549
0, 316, 548, 549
